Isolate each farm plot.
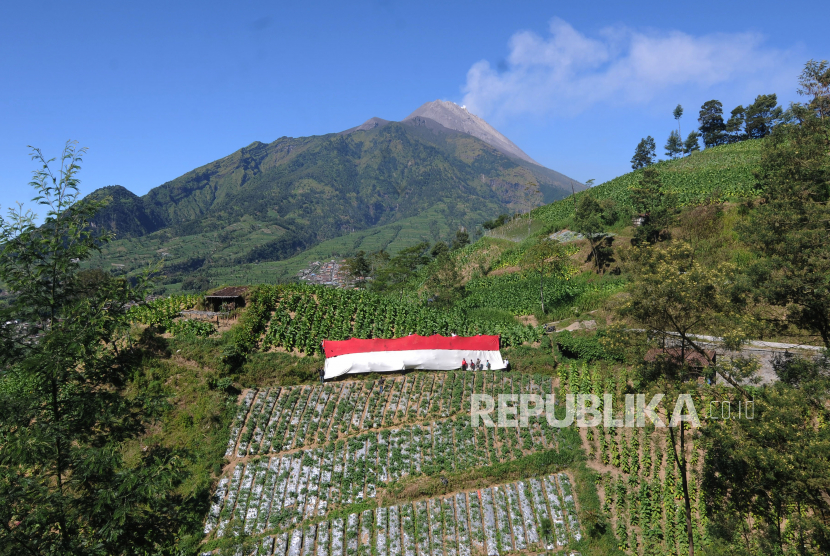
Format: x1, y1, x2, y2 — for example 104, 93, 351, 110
215, 476, 581, 556
245, 284, 544, 360
206, 371, 589, 549
559, 361, 708, 556
223, 372, 557, 461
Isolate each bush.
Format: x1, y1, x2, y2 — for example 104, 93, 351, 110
168, 318, 216, 338
556, 330, 620, 361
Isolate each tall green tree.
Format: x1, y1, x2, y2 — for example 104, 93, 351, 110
0, 143, 184, 555
423, 251, 465, 307
725, 105, 747, 143
683, 130, 701, 154
372, 241, 431, 291
451, 228, 470, 250
674, 104, 684, 142
520, 239, 571, 314
631, 136, 656, 169
744, 94, 783, 139
620, 242, 755, 556
698, 100, 727, 148
739, 102, 830, 347
665, 130, 683, 159
574, 194, 617, 272
630, 168, 677, 245
704, 354, 830, 554
344, 250, 371, 287
430, 240, 449, 258
797, 59, 830, 120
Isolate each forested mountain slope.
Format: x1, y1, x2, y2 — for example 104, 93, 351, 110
87, 114, 583, 290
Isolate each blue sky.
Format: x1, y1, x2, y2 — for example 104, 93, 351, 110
0, 0, 825, 217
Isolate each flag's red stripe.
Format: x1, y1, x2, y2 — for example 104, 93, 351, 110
322, 334, 500, 357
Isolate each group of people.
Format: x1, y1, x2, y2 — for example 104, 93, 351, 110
461, 357, 490, 371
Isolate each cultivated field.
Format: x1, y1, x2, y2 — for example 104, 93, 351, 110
203, 371, 584, 555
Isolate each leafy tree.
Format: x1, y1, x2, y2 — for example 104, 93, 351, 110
619, 242, 756, 556
673, 104, 684, 142
631, 136, 656, 169
424, 252, 464, 307
629, 168, 677, 245
703, 353, 830, 554
182, 274, 211, 292
683, 130, 701, 154
451, 228, 470, 250
744, 93, 783, 139
574, 194, 617, 272
725, 105, 747, 143
621, 242, 752, 387
367, 249, 390, 274
664, 130, 683, 159
0, 143, 185, 555
372, 242, 430, 291
482, 214, 508, 230
520, 239, 571, 314
698, 100, 727, 148
739, 105, 830, 347
430, 241, 449, 258
797, 58, 830, 120
344, 250, 372, 287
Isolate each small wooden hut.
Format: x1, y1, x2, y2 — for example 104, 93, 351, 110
205, 286, 248, 312
644, 347, 716, 369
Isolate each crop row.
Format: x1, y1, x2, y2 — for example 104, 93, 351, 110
530, 139, 763, 225
596, 430, 708, 556
560, 362, 707, 556
207, 475, 581, 556
235, 285, 544, 358
208, 406, 563, 537
128, 294, 201, 328
459, 272, 626, 317
226, 372, 556, 457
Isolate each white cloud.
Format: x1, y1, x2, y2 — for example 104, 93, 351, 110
462, 18, 799, 120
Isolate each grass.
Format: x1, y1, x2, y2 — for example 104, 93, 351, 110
122, 335, 235, 553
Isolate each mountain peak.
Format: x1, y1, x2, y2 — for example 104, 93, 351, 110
403, 100, 540, 165
340, 117, 390, 134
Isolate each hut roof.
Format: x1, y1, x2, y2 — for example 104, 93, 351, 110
644, 347, 715, 367
206, 286, 248, 299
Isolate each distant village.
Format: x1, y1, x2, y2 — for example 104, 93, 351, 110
296, 260, 353, 288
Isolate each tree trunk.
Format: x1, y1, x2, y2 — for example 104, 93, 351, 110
670, 423, 695, 556
590, 238, 600, 272
540, 271, 545, 314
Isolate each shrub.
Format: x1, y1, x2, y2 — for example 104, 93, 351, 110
168, 318, 216, 338
556, 330, 620, 361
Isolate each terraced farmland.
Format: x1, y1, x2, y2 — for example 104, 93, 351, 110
559, 363, 709, 556
203, 371, 584, 554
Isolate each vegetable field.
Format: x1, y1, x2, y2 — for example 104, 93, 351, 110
559, 362, 708, 556
128, 294, 201, 328
204, 475, 579, 556
460, 272, 626, 316
531, 138, 764, 225
228, 285, 544, 360
204, 371, 584, 554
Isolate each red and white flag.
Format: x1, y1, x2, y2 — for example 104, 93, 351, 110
321, 334, 505, 379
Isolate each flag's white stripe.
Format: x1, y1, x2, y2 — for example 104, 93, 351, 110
323, 349, 505, 379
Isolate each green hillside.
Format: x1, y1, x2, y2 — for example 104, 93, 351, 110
404, 138, 766, 321
532, 138, 764, 225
